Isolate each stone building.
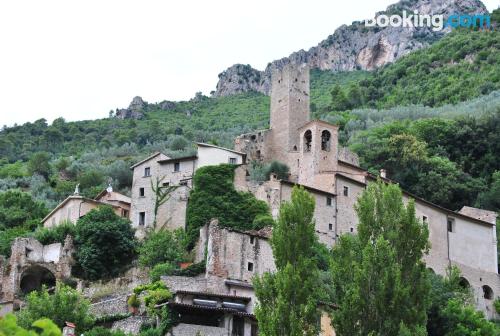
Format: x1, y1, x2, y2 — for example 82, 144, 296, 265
129, 143, 246, 236
233, 64, 499, 319
42, 186, 131, 228
0, 236, 74, 315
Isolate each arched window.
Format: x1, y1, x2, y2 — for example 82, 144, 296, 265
321, 130, 331, 151
482, 285, 493, 300
459, 277, 470, 289
304, 130, 312, 152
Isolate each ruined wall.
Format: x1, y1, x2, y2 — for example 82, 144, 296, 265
234, 129, 273, 164
0, 237, 73, 304
205, 221, 275, 284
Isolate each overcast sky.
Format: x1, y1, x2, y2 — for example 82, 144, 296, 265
0, 0, 498, 126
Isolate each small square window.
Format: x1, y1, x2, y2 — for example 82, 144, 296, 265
139, 212, 146, 226
144, 167, 151, 177
447, 218, 454, 232
247, 262, 254, 272
139, 188, 145, 197
422, 215, 428, 224
326, 197, 332, 206
179, 180, 188, 186
174, 162, 180, 172
250, 236, 255, 245
229, 157, 237, 164
162, 182, 170, 187
343, 186, 349, 197
328, 223, 333, 231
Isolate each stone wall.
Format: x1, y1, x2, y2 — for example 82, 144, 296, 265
168, 323, 227, 336
90, 296, 129, 317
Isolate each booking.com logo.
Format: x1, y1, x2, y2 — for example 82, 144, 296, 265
365, 11, 491, 31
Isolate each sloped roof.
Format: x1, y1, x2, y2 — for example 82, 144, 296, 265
130, 152, 169, 169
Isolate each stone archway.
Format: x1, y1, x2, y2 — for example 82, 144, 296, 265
19, 265, 56, 294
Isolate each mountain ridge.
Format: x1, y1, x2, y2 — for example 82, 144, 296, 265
214, 0, 488, 97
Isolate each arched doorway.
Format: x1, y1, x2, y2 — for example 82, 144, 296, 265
458, 277, 470, 289
19, 265, 56, 294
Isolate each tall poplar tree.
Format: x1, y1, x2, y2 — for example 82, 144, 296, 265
253, 186, 320, 336
330, 180, 431, 336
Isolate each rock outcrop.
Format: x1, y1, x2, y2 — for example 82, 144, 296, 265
213, 0, 488, 97
115, 96, 147, 120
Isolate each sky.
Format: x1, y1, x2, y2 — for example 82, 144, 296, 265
0, 0, 498, 126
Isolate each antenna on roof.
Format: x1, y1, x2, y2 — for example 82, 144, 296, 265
74, 184, 80, 195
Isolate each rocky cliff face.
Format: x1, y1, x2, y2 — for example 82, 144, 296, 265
115, 96, 147, 120
214, 0, 488, 97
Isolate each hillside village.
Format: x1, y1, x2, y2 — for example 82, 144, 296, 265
1, 64, 498, 335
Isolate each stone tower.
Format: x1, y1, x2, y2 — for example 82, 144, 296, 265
297, 120, 339, 190
269, 64, 310, 165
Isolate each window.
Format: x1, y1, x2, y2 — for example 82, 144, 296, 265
350, 227, 354, 233
250, 236, 255, 245
482, 285, 494, 300
256, 150, 261, 160
229, 157, 237, 164
162, 182, 170, 187
447, 218, 454, 232
179, 180, 188, 186
304, 130, 312, 152
321, 130, 331, 151
247, 262, 254, 272
122, 209, 129, 218
139, 212, 145, 226
328, 223, 333, 231
139, 188, 145, 197
343, 186, 349, 197
144, 167, 151, 177
326, 197, 332, 206
174, 162, 180, 172
422, 215, 428, 224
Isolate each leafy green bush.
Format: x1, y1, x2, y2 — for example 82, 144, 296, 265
149, 263, 176, 282
0, 190, 47, 230
186, 164, 270, 248
138, 229, 186, 268
0, 226, 30, 257
264, 161, 289, 180
73, 206, 137, 280
169, 261, 206, 277
127, 294, 141, 309
0, 314, 61, 336
32, 221, 75, 245
16, 283, 94, 335
133, 282, 172, 316
440, 299, 498, 335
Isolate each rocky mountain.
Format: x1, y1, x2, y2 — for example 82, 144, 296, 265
214, 0, 488, 97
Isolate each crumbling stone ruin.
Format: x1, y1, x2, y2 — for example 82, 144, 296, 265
0, 236, 74, 315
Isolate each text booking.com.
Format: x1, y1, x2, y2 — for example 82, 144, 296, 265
365, 11, 491, 31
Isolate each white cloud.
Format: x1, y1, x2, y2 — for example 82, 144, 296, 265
0, 0, 497, 126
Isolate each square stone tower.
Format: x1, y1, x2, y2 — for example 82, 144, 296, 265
269, 64, 310, 166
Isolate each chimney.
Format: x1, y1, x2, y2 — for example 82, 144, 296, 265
380, 169, 387, 179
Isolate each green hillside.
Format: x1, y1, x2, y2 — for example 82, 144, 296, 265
0, 28, 498, 214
